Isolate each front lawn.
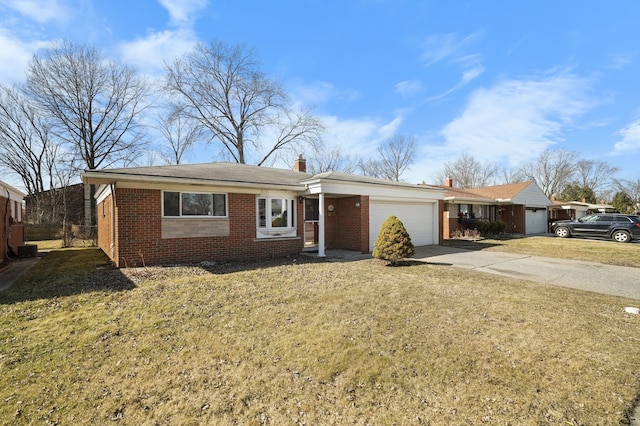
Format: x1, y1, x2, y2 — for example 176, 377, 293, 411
447, 236, 640, 268
1, 249, 639, 424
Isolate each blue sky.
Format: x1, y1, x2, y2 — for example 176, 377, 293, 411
1, 0, 639, 186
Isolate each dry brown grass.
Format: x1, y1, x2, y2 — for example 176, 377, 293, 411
447, 235, 640, 267
1, 249, 639, 424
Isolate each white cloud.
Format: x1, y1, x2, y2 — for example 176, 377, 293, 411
441, 71, 595, 166
0, 27, 49, 83
158, 0, 208, 27
420, 31, 484, 66
610, 53, 633, 70
119, 29, 197, 77
613, 120, 640, 153
0, 0, 69, 23
425, 65, 485, 103
291, 81, 360, 106
319, 113, 405, 159
460, 65, 484, 85
395, 80, 423, 98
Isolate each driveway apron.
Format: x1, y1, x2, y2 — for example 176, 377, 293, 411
414, 245, 640, 300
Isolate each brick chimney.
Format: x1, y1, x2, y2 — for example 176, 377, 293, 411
444, 177, 453, 187
294, 154, 306, 172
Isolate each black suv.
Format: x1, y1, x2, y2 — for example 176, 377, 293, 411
551, 213, 640, 243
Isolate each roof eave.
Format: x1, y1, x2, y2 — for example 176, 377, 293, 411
81, 171, 305, 192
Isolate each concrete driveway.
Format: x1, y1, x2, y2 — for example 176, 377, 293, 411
414, 245, 640, 300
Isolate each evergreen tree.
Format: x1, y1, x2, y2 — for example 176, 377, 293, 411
559, 183, 596, 203
372, 216, 415, 265
611, 191, 633, 213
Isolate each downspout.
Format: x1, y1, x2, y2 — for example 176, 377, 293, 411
3, 189, 9, 259
110, 183, 116, 261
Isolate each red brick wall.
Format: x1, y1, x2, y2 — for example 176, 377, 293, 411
336, 196, 369, 252
97, 193, 115, 262
1, 194, 24, 259
324, 197, 338, 249
108, 189, 303, 267
444, 202, 528, 238
323, 196, 369, 253
359, 196, 370, 252
498, 205, 525, 234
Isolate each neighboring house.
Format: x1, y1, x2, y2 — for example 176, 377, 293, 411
81, 157, 445, 267
24, 183, 86, 225
548, 198, 617, 222
436, 179, 552, 238
1, 180, 25, 260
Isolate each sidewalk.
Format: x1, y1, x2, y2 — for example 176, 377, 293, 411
0, 256, 41, 291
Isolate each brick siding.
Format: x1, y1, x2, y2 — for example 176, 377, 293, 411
324, 195, 369, 253
100, 189, 303, 267
1, 194, 24, 259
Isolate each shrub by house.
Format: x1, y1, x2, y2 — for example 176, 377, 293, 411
372, 215, 415, 265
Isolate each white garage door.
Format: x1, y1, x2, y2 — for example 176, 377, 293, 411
525, 209, 547, 234
369, 201, 435, 251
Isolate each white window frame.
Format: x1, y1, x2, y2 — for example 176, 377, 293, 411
256, 196, 297, 238
162, 191, 228, 218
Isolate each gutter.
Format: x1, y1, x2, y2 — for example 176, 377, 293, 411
81, 171, 305, 192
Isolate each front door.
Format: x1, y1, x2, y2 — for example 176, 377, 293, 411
304, 198, 319, 249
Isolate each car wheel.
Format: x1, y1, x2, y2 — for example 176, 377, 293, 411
612, 230, 631, 243
555, 226, 570, 238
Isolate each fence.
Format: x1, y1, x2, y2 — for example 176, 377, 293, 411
25, 224, 98, 246
25, 224, 61, 241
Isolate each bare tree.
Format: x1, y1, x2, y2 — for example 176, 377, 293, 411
357, 157, 385, 178
574, 159, 619, 199
25, 41, 149, 170
498, 167, 527, 185
433, 153, 498, 188
24, 41, 150, 224
0, 85, 60, 223
376, 134, 417, 181
519, 149, 578, 197
164, 40, 323, 166
307, 146, 357, 174
155, 108, 205, 165
52, 155, 80, 247
356, 134, 416, 181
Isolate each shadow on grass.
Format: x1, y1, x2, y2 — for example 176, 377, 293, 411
379, 259, 448, 267
189, 254, 325, 275
442, 239, 504, 251
0, 248, 136, 304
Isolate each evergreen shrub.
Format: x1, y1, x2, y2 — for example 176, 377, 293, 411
372, 216, 415, 265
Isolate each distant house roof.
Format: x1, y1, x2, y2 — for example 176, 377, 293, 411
0, 180, 26, 201
430, 181, 551, 207
463, 182, 533, 201
550, 200, 617, 213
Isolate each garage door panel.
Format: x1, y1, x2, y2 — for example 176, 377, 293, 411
370, 201, 435, 251
525, 209, 547, 234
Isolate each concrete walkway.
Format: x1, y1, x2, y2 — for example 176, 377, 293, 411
0, 256, 41, 291
414, 245, 640, 300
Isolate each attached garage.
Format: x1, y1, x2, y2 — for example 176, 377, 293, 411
369, 199, 438, 251
525, 208, 548, 234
